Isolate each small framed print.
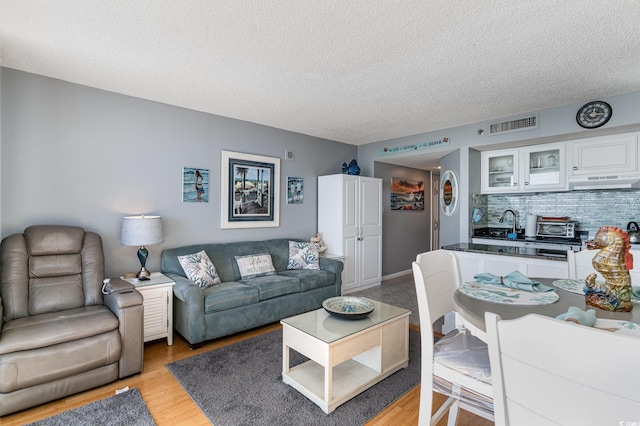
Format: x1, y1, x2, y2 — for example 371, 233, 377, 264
390, 177, 424, 210
286, 177, 303, 204
183, 167, 209, 202
221, 150, 280, 229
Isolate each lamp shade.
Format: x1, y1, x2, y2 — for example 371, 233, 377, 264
120, 215, 164, 246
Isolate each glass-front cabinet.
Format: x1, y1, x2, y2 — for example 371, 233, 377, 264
481, 143, 567, 194
522, 143, 566, 191
481, 149, 519, 193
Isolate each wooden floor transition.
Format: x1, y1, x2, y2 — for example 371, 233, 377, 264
2, 323, 493, 426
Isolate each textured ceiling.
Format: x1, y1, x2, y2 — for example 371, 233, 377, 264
1, 1, 640, 146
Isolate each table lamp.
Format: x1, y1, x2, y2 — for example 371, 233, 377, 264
120, 215, 164, 280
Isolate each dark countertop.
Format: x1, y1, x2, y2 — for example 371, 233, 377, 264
442, 242, 568, 262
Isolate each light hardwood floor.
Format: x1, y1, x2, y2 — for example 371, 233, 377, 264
2, 323, 492, 426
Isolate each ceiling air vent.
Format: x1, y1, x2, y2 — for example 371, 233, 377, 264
489, 115, 538, 135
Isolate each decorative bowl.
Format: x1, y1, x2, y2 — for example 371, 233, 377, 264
322, 296, 375, 320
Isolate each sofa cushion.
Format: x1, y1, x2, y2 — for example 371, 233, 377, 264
0, 305, 118, 355
243, 275, 301, 300
278, 269, 336, 292
263, 238, 295, 271
178, 250, 221, 288
235, 253, 276, 280
204, 282, 260, 314
287, 241, 320, 270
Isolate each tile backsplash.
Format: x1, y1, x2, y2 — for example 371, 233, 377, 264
473, 189, 640, 237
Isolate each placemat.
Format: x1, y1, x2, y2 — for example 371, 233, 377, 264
552, 279, 585, 295
553, 279, 640, 304
460, 281, 559, 305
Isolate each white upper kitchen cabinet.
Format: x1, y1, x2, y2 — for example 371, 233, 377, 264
521, 143, 567, 192
481, 143, 567, 194
570, 132, 639, 177
481, 148, 520, 194
318, 174, 382, 294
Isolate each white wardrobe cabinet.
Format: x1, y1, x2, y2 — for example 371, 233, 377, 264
318, 174, 382, 294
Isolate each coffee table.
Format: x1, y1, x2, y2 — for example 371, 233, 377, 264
281, 299, 410, 414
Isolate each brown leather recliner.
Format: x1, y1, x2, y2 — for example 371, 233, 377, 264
0, 225, 144, 416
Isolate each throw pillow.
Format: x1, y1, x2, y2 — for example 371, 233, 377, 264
287, 241, 320, 270
178, 250, 222, 288
235, 253, 276, 280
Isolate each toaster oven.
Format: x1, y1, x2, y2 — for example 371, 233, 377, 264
536, 220, 578, 239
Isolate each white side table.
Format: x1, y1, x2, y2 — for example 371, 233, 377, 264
122, 272, 175, 345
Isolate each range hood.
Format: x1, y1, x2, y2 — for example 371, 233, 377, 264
569, 174, 640, 190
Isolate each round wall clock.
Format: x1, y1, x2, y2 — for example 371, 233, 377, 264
440, 170, 458, 216
576, 101, 612, 129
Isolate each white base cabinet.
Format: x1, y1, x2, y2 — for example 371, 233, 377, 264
452, 251, 569, 282
318, 175, 382, 294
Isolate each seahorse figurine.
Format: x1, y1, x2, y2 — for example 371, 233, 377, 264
584, 226, 634, 312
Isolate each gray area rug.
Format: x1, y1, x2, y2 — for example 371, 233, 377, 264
27, 387, 155, 426
166, 328, 421, 426
351, 273, 419, 326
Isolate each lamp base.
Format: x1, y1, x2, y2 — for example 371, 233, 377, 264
137, 266, 151, 280
136, 246, 151, 280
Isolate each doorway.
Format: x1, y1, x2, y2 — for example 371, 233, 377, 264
431, 172, 440, 251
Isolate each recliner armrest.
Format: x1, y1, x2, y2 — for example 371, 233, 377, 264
103, 280, 144, 312
103, 278, 144, 378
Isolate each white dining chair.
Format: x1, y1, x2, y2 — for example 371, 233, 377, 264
486, 312, 640, 425
567, 249, 602, 280
568, 248, 640, 284
412, 250, 494, 425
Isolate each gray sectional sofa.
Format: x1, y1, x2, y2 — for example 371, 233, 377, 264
161, 238, 343, 347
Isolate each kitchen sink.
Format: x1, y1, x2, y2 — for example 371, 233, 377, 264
473, 227, 524, 240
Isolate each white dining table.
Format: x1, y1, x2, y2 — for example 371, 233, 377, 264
453, 277, 640, 342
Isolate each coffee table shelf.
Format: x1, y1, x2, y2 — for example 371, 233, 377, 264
281, 299, 410, 414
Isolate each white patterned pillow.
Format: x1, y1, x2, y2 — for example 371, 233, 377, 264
235, 253, 276, 280
177, 250, 222, 288
287, 241, 320, 270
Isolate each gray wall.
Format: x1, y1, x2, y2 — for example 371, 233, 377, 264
0, 67, 3, 231
439, 149, 462, 246
358, 91, 640, 178
358, 91, 640, 243
374, 161, 430, 276
0, 68, 357, 277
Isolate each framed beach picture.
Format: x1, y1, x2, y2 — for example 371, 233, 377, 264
286, 177, 304, 204
183, 167, 209, 202
390, 177, 425, 210
221, 150, 280, 229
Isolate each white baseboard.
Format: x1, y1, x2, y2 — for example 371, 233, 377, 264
382, 269, 412, 281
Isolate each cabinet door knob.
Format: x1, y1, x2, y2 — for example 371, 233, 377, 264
573, 166, 578, 170
512, 182, 518, 186
524, 182, 529, 185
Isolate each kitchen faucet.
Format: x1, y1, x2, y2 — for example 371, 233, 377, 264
499, 209, 518, 234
